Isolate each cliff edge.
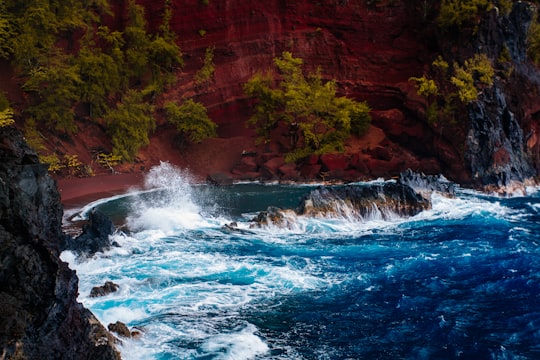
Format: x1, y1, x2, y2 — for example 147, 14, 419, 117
0, 127, 120, 359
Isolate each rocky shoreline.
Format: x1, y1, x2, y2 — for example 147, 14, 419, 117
0, 127, 120, 359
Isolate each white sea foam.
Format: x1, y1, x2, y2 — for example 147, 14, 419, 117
201, 324, 269, 360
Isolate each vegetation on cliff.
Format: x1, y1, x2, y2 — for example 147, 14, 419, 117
0, 0, 204, 173
244, 52, 371, 162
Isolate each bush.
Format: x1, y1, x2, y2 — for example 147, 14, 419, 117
164, 99, 217, 146
244, 52, 371, 161
105, 90, 155, 162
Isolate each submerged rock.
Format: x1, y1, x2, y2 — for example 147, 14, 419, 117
0, 127, 120, 359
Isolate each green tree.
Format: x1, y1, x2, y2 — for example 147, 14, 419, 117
244, 72, 284, 142
437, 0, 490, 30
22, 52, 82, 133
195, 46, 215, 85
245, 52, 371, 161
105, 89, 155, 162
164, 99, 217, 146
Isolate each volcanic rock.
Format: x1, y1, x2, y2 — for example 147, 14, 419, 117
0, 127, 119, 359
66, 208, 116, 256
90, 281, 120, 298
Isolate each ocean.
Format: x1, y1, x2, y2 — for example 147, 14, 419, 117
61, 163, 540, 359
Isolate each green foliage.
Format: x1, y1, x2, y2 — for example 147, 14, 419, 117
77, 45, 123, 118
195, 46, 215, 85
244, 51, 371, 161
164, 99, 217, 145
23, 118, 46, 151
39, 153, 63, 173
0, 92, 14, 127
22, 53, 81, 133
105, 90, 155, 162
437, 0, 490, 30
64, 154, 82, 176
451, 53, 494, 102
410, 53, 495, 125
409, 76, 439, 97
97, 152, 122, 173
244, 72, 284, 142
528, 16, 540, 66
0, 109, 15, 127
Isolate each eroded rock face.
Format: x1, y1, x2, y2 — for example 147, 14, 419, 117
297, 182, 430, 220
0, 127, 120, 359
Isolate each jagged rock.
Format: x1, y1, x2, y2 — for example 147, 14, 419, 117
398, 169, 455, 198
297, 182, 430, 219
108, 321, 131, 338
466, 86, 535, 191
90, 281, 120, 298
65, 208, 116, 256
250, 206, 297, 228
0, 127, 119, 359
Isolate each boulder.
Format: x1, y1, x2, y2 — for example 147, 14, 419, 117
66, 208, 116, 256
398, 169, 455, 198
108, 321, 131, 338
90, 281, 120, 298
320, 153, 350, 171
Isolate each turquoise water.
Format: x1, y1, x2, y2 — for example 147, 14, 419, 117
62, 163, 540, 359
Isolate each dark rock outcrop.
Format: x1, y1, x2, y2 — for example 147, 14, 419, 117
90, 281, 120, 298
398, 169, 456, 198
463, 2, 538, 193
65, 208, 116, 256
297, 182, 430, 219
0, 127, 120, 359
466, 86, 535, 192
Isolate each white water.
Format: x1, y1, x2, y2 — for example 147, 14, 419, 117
61, 163, 540, 359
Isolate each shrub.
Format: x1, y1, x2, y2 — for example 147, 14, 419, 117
164, 99, 217, 146
244, 52, 371, 161
105, 90, 155, 162
195, 46, 215, 85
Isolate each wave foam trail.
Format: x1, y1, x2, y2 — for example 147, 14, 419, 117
201, 324, 269, 360
126, 162, 215, 232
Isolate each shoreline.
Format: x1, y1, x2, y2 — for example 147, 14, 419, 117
56, 172, 146, 210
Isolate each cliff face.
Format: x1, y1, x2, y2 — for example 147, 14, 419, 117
3, 0, 538, 189
0, 127, 120, 359
135, 0, 537, 188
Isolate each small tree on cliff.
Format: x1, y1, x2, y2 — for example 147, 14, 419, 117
244, 51, 371, 162
164, 99, 217, 148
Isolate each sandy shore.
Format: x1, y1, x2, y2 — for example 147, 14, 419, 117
56, 172, 146, 209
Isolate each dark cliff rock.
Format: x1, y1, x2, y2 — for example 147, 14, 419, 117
466, 86, 535, 191
0, 127, 120, 359
297, 182, 430, 220
462, 2, 538, 192
65, 208, 117, 256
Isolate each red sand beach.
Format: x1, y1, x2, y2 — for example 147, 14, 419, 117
56, 172, 146, 209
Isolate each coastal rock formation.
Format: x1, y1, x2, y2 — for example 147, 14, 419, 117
0, 127, 119, 359
249, 171, 452, 227
65, 208, 117, 256
297, 182, 430, 220
463, 2, 538, 193
90, 281, 120, 298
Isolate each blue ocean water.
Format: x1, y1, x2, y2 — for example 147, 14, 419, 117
62, 163, 540, 360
